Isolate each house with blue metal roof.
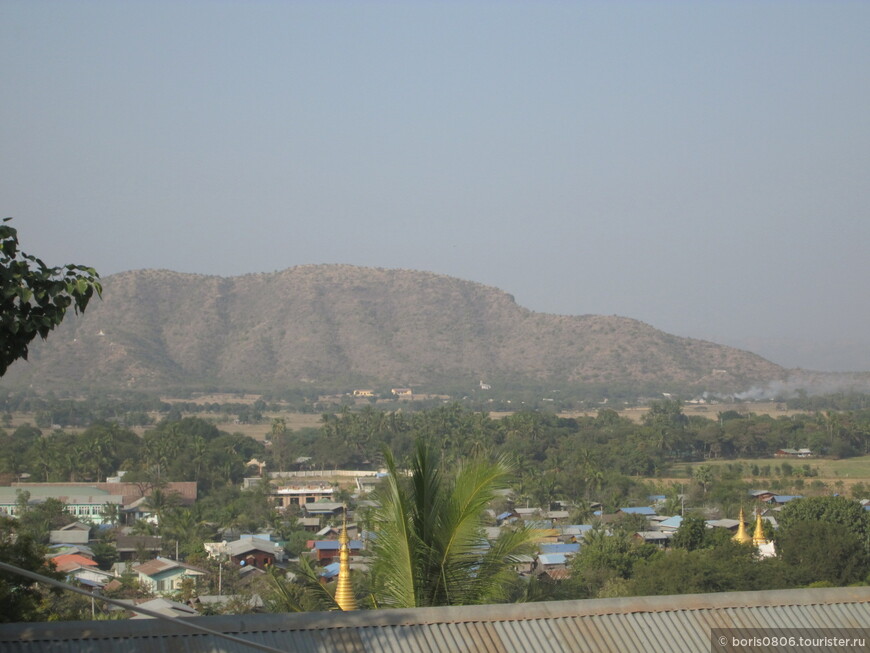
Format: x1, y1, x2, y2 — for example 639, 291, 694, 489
658, 515, 683, 531
318, 562, 341, 580
617, 506, 656, 516
770, 495, 802, 505
311, 539, 364, 563
539, 543, 580, 556
536, 553, 567, 567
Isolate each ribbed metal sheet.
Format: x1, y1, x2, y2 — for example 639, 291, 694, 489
1, 587, 868, 653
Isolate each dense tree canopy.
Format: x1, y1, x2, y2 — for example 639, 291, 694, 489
777, 495, 870, 544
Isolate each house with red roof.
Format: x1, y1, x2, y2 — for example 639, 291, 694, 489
50, 554, 99, 574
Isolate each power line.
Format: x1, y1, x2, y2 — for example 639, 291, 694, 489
0, 560, 286, 653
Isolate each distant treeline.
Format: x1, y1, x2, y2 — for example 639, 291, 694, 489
279, 400, 870, 472
3, 400, 870, 521
785, 392, 870, 412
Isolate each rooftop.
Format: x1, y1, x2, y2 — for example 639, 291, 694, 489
1, 587, 867, 652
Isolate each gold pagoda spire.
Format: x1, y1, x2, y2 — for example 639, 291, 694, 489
752, 509, 768, 546
334, 510, 357, 611
732, 506, 751, 544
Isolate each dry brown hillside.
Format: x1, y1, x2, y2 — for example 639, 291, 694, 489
2, 265, 785, 394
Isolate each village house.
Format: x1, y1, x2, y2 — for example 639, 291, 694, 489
297, 517, 323, 532
539, 542, 580, 559
47, 543, 94, 560
302, 502, 346, 518
616, 506, 657, 517
309, 538, 364, 564
774, 448, 813, 458
316, 523, 359, 540
529, 525, 560, 545
132, 557, 207, 596
115, 534, 163, 562
535, 553, 569, 580
749, 490, 776, 503
557, 524, 594, 542
765, 495, 803, 507
706, 518, 742, 533
355, 475, 382, 495
510, 554, 535, 576
69, 566, 115, 591
272, 483, 335, 508
634, 531, 673, 547
49, 553, 99, 574
656, 515, 683, 532
224, 537, 285, 569
1, 481, 198, 532
0, 486, 124, 524
543, 509, 571, 524
49, 522, 91, 546
514, 507, 541, 520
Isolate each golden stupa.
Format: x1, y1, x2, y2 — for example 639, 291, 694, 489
732, 506, 752, 544
334, 512, 357, 611
752, 509, 768, 546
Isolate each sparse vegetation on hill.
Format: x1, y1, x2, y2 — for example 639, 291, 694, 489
1, 266, 785, 397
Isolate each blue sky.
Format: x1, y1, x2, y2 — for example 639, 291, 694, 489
2, 2, 869, 372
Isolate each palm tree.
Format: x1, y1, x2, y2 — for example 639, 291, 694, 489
143, 487, 181, 527
370, 441, 535, 608
100, 502, 121, 528
264, 558, 339, 613
160, 506, 216, 559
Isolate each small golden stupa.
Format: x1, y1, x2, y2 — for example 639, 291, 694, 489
752, 509, 768, 546
732, 506, 752, 544
334, 512, 357, 611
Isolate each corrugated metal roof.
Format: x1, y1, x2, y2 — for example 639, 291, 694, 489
618, 507, 656, 516
314, 540, 363, 550
539, 543, 580, 555
536, 553, 567, 565
0, 587, 868, 652
658, 515, 683, 529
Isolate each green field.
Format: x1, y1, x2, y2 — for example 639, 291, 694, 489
667, 455, 870, 484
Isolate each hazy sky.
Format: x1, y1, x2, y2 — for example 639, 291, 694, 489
3, 2, 868, 372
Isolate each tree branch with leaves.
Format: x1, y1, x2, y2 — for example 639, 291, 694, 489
1, 218, 101, 376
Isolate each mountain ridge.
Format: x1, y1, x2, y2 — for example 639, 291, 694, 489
2, 265, 787, 395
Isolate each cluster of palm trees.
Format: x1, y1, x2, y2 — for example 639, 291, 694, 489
23, 425, 129, 483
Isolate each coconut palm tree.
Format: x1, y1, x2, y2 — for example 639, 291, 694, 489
264, 558, 340, 613
370, 441, 535, 608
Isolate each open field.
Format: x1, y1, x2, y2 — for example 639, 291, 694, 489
659, 455, 870, 487
2, 399, 815, 440
3, 410, 324, 440
619, 401, 804, 423
200, 413, 324, 441
495, 402, 806, 423
160, 393, 265, 405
